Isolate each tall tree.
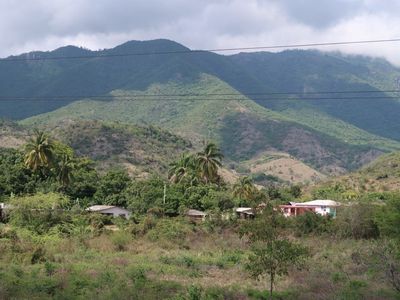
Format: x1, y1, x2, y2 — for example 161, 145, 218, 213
168, 153, 198, 185
24, 130, 54, 172
196, 142, 223, 184
56, 154, 75, 188
233, 176, 258, 203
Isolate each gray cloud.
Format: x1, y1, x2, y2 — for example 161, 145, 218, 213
1, 0, 400, 65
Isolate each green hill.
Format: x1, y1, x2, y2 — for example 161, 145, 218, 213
310, 151, 400, 197
2, 39, 400, 173
0, 119, 192, 177
22, 74, 393, 173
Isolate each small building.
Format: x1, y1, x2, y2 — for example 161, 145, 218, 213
235, 207, 255, 219
86, 205, 131, 219
279, 200, 339, 217
185, 209, 207, 221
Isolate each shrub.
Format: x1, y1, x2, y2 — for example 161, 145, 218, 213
110, 231, 131, 251
9, 193, 70, 234
293, 212, 333, 236
334, 203, 380, 239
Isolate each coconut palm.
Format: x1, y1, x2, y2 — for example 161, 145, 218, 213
168, 153, 198, 184
196, 142, 223, 184
233, 176, 258, 202
24, 130, 54, 172
56, 154, 75, 187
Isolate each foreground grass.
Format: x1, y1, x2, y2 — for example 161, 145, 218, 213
0, 219, 398, 299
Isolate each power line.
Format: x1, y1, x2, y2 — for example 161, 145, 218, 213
0, 89, 399, 100
0, 95, 399, 101
1, 38, 400, 62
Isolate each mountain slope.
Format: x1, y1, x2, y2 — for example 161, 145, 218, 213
2, 39, 400, 173
0, 119, 192, 177
22, 74, 388, 174
231, 50, 400, 141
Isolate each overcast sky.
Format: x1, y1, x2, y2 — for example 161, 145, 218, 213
1, 0, 400, 64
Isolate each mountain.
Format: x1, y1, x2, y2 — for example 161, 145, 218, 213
2, 39, 400, 174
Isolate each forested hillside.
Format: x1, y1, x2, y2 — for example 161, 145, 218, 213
2, 39, 400, 173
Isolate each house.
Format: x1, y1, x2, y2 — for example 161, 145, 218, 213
85, 205, 131, 219
185, 209, 207, 221
235, 207, 254, 219
279, 200, 339, 217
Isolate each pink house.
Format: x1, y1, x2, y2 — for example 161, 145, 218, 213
279, 200, 339, 217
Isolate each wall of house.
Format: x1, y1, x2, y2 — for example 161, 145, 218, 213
99, 207, 131, 219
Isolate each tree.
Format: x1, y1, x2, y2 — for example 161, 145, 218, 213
240, 204, 308, 297
56, 154, 75, 188
94, 168, 131, 207
246, 239, 308, 297
24, 130, 54, 172
196, 142, 223, 184
168, 153, 198, 185
233, 176, 258, 203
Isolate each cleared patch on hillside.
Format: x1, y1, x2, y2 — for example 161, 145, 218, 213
309, 151, 400, 195
239, 152, 325, 184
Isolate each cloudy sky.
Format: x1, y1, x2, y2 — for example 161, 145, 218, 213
1, 0, 400, 64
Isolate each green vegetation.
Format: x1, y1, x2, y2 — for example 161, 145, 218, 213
1, 100, 400, 298
14, 42, 400, 174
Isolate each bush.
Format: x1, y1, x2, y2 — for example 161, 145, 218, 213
334, 203, 380, 239
293, 212, 333, 236
9, 193, 70, 234
110, 231, 131, 251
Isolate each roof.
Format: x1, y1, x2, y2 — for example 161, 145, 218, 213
236, 207, 253, 213
300, 200, 339, 206
280, 200, 339, 207
86, 205, 130, 212
186, 209, 207, 216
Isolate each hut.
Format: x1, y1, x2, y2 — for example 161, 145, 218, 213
86, 205, 131, 219
185, 209, 207, 221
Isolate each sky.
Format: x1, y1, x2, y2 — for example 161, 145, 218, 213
1, 0, 400, 65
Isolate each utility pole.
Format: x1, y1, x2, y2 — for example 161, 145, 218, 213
163, 183, 166, 205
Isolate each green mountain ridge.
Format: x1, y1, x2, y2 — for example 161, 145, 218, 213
2, 39, 400, 173
22, 74, 392, 174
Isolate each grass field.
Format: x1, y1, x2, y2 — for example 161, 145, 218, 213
0, 216, 398, 300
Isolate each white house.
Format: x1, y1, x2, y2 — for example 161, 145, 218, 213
86, 205, 131, 219
279, 200, 339, 217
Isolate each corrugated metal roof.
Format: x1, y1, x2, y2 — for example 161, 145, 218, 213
86, 205, 117, 212
186, 209, 207, 216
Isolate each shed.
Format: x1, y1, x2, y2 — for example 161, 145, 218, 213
185, 209, 207, 221
236, 207, 254, 219
86, 205, 131, 219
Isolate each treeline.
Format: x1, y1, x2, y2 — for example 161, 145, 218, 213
0, 130, 303, 215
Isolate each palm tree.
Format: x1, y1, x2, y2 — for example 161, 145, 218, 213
196, 142, 223, 184
233, 176, 258, 202
24, 130, 54, 172
168, 153, 197, 184
56, 154, 75, 187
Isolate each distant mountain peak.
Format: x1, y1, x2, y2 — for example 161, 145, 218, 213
110, 39, 190, 54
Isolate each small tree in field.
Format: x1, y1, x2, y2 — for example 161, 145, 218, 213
240, 204, 309, 297
246, 239, 308, 297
